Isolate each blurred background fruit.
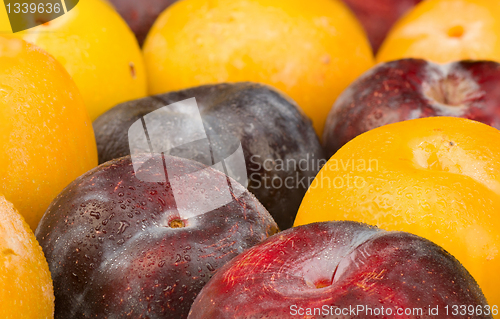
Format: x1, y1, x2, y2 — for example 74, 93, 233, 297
143, 0, 374, 136
377, 0, 500, 63
295, 117, 500, 308
9, 0, 147, 121
342, 0, 422, 53
323, 58, 500, 157
0, 195, 54, 319
107, 0, 421, 51
0, 37, 97, 230
0, 3, 10, 33
108, 0, 178, 46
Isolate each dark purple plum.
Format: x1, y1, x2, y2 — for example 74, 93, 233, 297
93, 82, 325, 230
35, 154, 278, 319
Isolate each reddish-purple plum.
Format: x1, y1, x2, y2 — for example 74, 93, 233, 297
188, 221, 490, 318
35, 155, 278, 319
108, 0, 178, 46
324, 59, 500, 157
342, 0, 422, 53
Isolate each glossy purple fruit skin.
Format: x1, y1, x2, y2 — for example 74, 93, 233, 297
108, 0, 178, 46
188, 221, 490, 319
93, 82, 325, 230
323, 59, 500, 157
342, 0, 421, 53
35, 155, 278, 319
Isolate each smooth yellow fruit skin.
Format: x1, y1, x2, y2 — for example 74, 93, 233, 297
0, 37, 97, 230
143, 0, 374, 136
0, 2, 10, 33
295, 117, 500, 309
377, 0, 500, 64
7, 0, 147, 120
0, 195, 54, 319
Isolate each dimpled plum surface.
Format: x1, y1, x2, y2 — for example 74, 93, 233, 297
188, 221, 489, 319
93, 82, 325, 229
35, 155, 278, 319
323, 59, 500, 157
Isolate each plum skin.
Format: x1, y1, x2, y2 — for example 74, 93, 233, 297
188, 221, 490, 319
323, 59, 500, 157
342, 0, 421, 53
93, 82, 325, 230
108, 0, 178, 46
35, 155, 278, 319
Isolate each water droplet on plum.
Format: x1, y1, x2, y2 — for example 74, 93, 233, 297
206, 263, 215, 272
90, 211, 101, 219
